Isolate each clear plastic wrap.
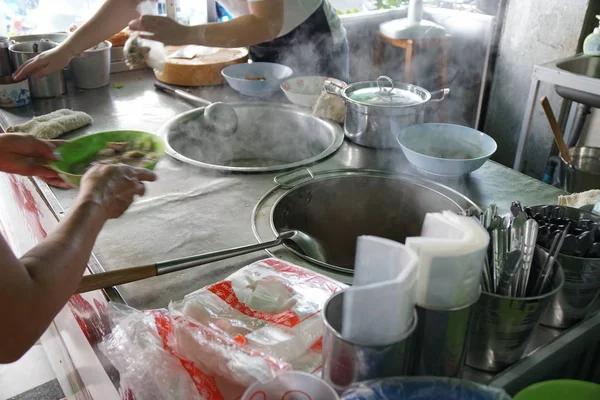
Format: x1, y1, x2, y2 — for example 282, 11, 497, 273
123, 33, 165, 72
99, 258, 345, 400
340, 377, 513, 400
99, 305, 217, 400
123, 0, 166, 71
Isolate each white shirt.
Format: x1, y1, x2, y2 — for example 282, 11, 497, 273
219, 0, 346, 44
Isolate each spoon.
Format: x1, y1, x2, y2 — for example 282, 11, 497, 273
154, 81, 238, 136
540, 96, 571, 163
76, 230, 326, 294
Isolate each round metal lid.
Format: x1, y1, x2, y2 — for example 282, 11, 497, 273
344, 76, 430, 107
159, 102, 345, 173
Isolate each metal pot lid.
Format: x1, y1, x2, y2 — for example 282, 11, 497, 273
344, 76, 430, 107
159, 103, 344, 173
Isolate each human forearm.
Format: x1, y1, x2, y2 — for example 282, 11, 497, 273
1, 200, 106, 361
63, 0, 142, 54
192, 15, 278, 48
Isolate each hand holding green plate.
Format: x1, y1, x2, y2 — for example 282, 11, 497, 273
50, 130, 165, 188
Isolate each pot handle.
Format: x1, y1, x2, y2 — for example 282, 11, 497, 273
429, 88, 450, 102
324, 80, 345, 97
274, 168, 314, 189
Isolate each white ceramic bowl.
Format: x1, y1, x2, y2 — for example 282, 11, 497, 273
397, 123, 497, 176
221, 62, 293, 97
281, 76, 346, 108
0, 76, 31, 108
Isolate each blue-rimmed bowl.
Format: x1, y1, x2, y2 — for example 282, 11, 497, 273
221, 62, 293, 97
397, 123, 497, 176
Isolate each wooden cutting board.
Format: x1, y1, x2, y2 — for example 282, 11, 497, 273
154, 46, 249, 87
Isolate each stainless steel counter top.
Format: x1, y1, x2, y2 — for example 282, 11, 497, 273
0, 69, 580, 394
0, 69, 566, 308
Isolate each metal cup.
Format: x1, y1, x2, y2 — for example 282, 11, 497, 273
9, 41, 65, 98
529, 205, 600, 328
411, 290, 480, 378
466, 248, 565, 372
322, 290, 417, 393
559, 147, 600, 192
70, 41, 112, 89
0, 36, 13, 77
540, 254, 600, 328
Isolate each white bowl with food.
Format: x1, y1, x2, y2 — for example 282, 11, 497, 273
221, 62, 293, 97
281, 76, 346, 108
397, 123, 497, 176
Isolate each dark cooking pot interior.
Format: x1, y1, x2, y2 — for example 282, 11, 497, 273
272, 175, 464, 270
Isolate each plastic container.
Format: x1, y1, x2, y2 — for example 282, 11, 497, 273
584, 15, 600, 56
241, 371, 339, 400
514, 380, 600, 400
340, 377, 512, 400
0, 76, 31, 108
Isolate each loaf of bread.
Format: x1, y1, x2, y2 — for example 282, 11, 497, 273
154, 46, 248, 87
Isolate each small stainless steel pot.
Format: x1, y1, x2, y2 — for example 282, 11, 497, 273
70, 41, 112, 89
9, 41, 65, 98
559, 146, 600, 193
0, 36, 13, 77
325, 76, 449, 149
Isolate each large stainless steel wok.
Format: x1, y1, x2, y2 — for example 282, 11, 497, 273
252, 169, 479, 273
159, 103, 344, 173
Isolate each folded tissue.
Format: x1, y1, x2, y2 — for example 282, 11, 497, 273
406, 211, 489, 309
342, 236, 419, 346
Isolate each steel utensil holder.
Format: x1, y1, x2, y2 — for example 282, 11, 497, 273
322, 291, 417, 393
466, 248, 565, 372
540, 254, 600, 328
411, 290, 480, 378
528, 205, 600, 328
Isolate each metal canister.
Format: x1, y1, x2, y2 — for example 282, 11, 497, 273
9, 41, 65, 98
529, 205, 600, 328
540, 254, 600, 328
466, 248, 565, 372
70, 41, 112, 89
559, 147, 600, 193
0, 36, 13, 76
411, 290, 480, 378
322, 290, 417, 393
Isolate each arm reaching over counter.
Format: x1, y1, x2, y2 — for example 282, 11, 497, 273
15, 0, 349, 83
0, 134, 156, 363
129, 0, 284, 48
13, 0, 146, 81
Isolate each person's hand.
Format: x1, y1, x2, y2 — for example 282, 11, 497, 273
78, 164, 157, 220
0, 133, 61, 176
13, 44, 74, 81
128, 15, 196, 46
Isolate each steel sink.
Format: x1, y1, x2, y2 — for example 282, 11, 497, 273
555, 55, 600, 108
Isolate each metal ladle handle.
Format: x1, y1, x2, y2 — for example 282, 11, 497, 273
76, 231, 296, 293
154, 81, 212, 106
